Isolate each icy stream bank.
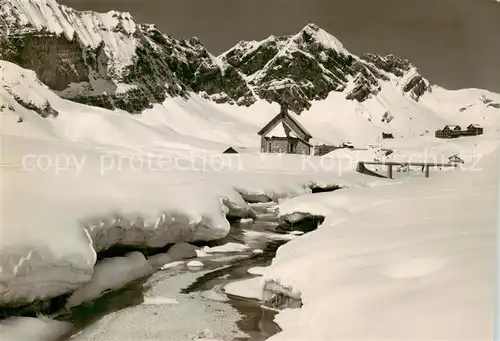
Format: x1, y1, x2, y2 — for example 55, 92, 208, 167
0, 184, 334, 313
62, 203, 318, 341
2, 134, 376, 326
0, 192, 331, 341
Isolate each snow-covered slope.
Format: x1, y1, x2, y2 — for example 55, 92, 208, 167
0, 60, 265, 150
263, 137, 498, 340
421, 86, 500, 131
3, 59, 500, 148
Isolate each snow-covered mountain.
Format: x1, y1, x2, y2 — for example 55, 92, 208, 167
0, 0, 429, 113
220, 24, 431, 113
0, 0, 253, 112
1, 0, 500, 147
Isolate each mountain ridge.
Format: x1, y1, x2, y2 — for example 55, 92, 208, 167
1, 0, 432, 114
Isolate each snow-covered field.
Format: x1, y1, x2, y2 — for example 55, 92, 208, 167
262, 137, 498, 340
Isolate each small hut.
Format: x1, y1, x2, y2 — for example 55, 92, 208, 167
223, 146, 248, 154
448, 154, 465, 165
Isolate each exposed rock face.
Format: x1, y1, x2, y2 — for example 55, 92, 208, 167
403, 74, 430, 101
479, 95, 500, 109
11, 94, 59, 118
0, 0, 433, 114
362, 53, 411, 77
0, 33, 92, 91
362, 53, 430, 101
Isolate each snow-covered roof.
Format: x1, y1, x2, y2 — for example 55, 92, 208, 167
258, 109, 313, 139
448, 154, 465, 163
223, 146, 248, 153
443, 125, 461, 130
267, 122, 289, 138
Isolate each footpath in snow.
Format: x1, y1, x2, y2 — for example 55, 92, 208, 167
263, 139, 499, 340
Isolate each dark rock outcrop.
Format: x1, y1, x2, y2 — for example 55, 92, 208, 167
277, 212, 325, 233
403, 75, 429, 101
362, 53, 411, 77
0, 33, 91, 91
12, 94, 59, 118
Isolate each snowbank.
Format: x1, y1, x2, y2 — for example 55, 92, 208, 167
0, 316, 72, 341
147, 243, 198, 268
187, 261, 205, 268
243, 230, 297, 241
264, 139, 498, 340
247, 266, 268, 276
66, 252, 154, 308
202, 243, 251, 254
224, 277, 263, 300
141, 296, 179, 306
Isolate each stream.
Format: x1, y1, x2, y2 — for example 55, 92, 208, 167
59, 202, 298, 341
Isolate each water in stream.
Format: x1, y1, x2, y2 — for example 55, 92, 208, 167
61, 203, 294, 341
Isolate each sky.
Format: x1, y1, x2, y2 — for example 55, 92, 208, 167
59, 0, 500, 92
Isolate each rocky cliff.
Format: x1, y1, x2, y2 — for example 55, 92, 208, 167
0, 0, 431, 114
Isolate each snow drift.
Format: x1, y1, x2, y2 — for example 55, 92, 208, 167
263, 137, 498, 340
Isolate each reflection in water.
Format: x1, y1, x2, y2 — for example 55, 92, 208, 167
182, 239, 286, 341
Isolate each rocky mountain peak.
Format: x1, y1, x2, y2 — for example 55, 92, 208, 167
219, 22, 424, 113
294, 23, 349, 54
